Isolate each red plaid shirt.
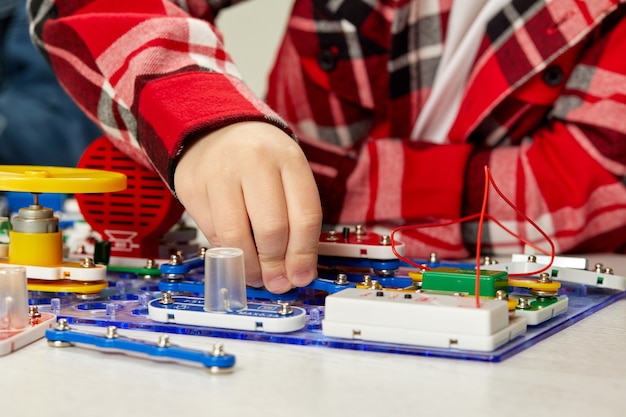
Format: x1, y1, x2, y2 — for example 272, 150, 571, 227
28, 0, 626, 258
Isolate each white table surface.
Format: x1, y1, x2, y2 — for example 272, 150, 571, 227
2, 254, 625, 417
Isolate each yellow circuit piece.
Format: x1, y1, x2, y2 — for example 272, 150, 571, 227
9, 230, 63, 266
408, 271, 423, 282
508, 277, 561, 292
0, 165, 126, 193
507, 298, 518, 311
27, 279, 108, 294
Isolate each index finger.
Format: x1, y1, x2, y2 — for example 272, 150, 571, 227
282, 155, 322, 287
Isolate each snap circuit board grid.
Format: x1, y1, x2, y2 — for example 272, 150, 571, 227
28, 269, 626, 363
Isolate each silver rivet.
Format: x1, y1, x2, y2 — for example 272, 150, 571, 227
56, 318, 71, 331
355, 225, 365, 235
527, 255, 537, 263
429, 253, 438, 263
169, 254, 182, 265
80, 257, 95, 268
517, 297, 532, 309
157, 335, 171, 348
277, 302, 293, 315
325, 230, 339, 241
212, 343, 225, 357
105, 326, 119, 339
495, 290, 507, 300
28, 305, 41, 318
483, 256, 498, 265
335, 273, 348, 285
361, 275, 372, 286
537, 272, 552, 283
379, 235, 391, 245
160, 292, 174, 304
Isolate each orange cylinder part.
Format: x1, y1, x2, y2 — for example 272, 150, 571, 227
8, 230, 63, 266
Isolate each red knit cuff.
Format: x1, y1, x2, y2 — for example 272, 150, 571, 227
136, 71, 287, 190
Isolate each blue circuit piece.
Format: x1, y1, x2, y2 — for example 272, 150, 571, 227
376, 276, 414, 288
318, 256, 401, 273
46, 322, 236, 371
316, 271, 413, 290
159, 256, 204, 275
304, 278, 356, 293
246, 287, 299, 301
160, 263, 190, 275
158, 279, 299, 301
160, 255, 205, 275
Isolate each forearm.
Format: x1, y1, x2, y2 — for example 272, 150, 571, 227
26, 0, 285, 187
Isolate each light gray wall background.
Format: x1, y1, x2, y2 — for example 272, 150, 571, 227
216, 0, 294, 98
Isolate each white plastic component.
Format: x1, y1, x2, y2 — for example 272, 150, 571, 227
0, 266, 28, 331
0, 262, 107, 281
483, 262, 626, 291
0, 312, 56, 356
0, 266, 57, 356
204, 247, 247, 312
511, 254, 588, 270
322, 288, 527, 352
510, 295, 569, 326
148, 297, 306, 333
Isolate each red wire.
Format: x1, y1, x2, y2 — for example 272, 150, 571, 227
485, 166, 556, 277
389, 165, 557, 308
473, 166, 490, 307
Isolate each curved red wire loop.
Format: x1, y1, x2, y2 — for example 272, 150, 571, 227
390, 166, 556, 307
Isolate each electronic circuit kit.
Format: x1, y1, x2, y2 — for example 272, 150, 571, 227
1, 139, 625, 368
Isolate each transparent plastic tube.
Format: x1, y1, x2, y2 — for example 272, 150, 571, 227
204, 247, 247, 312
0, 266, 28, 332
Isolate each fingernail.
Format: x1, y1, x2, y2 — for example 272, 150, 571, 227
292, 270, 315, 287
266, 276, 290, 293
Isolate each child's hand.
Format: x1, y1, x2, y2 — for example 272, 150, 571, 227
174, 122, 322, 293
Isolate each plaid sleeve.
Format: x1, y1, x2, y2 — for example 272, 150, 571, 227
27, 0, 290, 190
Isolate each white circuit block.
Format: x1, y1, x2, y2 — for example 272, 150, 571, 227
511, 254, 588, 270
0, 312, 56, 356
148, 297, 307, 333
322, 288, 527, 352
0, 262, 107, 281
483, 262, 626, 291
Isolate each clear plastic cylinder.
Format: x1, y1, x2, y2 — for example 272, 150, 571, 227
204, 247, 247, 312
0, 266, 28, 332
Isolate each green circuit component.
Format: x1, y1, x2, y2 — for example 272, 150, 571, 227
529, 296, 559, 310
0, 217, 10, 243
421, 266, 509, 297
106, 264, 162, 278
